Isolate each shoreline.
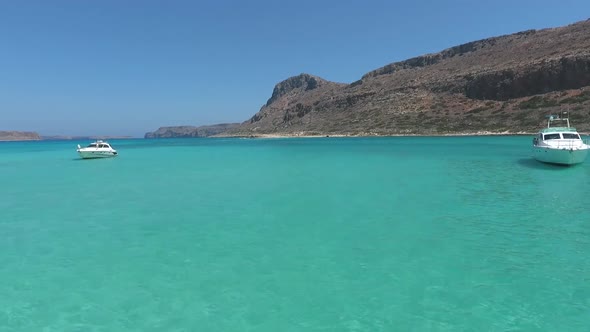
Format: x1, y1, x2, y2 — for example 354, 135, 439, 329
6, 132, 590, 141
216, 131, 540, 139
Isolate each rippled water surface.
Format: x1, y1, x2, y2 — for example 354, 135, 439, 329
1, 137, 590, 331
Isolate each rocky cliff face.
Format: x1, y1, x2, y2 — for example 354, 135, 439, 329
223, 19, 590, 136
245, 74, 347, 126
144, 123, 240, 138
264, 74, 327, 106
0, 131, 41, 141
464, 56, 590, 101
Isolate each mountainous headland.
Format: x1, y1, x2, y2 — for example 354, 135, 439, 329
0, 131, 41, 141
147, 19, 590, 138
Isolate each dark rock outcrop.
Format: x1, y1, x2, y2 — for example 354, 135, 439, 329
464, 56, 590, 100
265, 74, 328, 106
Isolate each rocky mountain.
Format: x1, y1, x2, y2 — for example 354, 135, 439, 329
144, 123, 240, 138
222, 19, 590, 136
0, 131, 41, 141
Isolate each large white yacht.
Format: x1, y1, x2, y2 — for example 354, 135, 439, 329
532, 112, 589, 165
77, 140, 118, 159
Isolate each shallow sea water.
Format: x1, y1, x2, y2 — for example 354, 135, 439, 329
1, 137, 589, 331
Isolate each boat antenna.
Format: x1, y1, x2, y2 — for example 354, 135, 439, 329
562, 106, 570, 127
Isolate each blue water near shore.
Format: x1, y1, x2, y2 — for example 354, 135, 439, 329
1, 136, 590, 331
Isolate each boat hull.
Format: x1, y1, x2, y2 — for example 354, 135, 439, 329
78, 151, 117, 159
532, 146, 588, 165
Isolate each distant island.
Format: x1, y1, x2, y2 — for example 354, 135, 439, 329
146, 18, 590, 138
144, 123, 240, 138
0, 132, 134, 142
0, 131, 41, 141
41, 135, 133, 141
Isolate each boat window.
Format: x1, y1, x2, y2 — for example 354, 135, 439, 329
562, 133, 580, 139
543, 133, 561, 140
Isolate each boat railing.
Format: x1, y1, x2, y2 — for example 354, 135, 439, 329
546, 111, 571, 128
554, 140, 587, 149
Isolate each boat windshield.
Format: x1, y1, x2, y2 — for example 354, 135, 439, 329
562, 133, 580, 139
543, 133, 561, 140
87, 143, 98, 147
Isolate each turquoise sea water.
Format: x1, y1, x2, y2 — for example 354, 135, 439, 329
1, 137, 590, 331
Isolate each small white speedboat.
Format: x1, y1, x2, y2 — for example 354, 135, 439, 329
532, 112, 589, 165
77, 140, 118, 159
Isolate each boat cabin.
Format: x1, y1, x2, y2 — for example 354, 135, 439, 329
86, 141, 113, 149
537, 128, 581, 141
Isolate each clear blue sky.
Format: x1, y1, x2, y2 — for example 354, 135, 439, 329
1, 0, 589, 137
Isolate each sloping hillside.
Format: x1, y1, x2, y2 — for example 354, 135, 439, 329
224, 19, 590, 136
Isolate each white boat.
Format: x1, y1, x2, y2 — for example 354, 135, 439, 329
532, 112, 589, 165
77, 140, 118, 159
